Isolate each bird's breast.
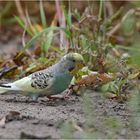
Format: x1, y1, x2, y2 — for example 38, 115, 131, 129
49, 73, 73, 95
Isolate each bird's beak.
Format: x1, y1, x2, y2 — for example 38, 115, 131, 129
77, 61, 86, 69
70, 61, 86, 75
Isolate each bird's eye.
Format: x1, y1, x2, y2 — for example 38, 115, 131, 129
72, 59, 76, 62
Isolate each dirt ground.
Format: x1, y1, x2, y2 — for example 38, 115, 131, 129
0, 40, 140, 139
0, 89, 140, 139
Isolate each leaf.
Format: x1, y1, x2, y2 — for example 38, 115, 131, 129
18, 26, 65, 56
13, 52, 30, 66
25, 63, 38, 73
39, 0, 47, 28
100, 82, 110, 92
76, 73, 113, 88
0, 66, 18, 79
63, 4, 72, 28
41, 29, 54, 54
15, 16, 33, 36
115, 44, 140, 52
128, 72, 140, 80
101, 80, 118, 94
29, 24, 43, 33
121, 9, 135, 36
14, 16, 25, 30
62, 5, 72, 39
41, 14, 58, 55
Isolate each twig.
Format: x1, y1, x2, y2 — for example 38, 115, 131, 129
105, 1, 113, 16
106, 7, 123, 36
22, 19, 27, 48
98, 0, 103, 21
55, 0, 68, 51
14, 0, 26, 23
25, 8, 36, 35
107, 23, 121, 36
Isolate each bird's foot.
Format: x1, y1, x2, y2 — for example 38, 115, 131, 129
47, 95, 69, 101
47, 89, 72, 101
63, 88, 73, 99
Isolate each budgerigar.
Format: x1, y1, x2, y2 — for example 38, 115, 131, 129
0, 53, 85, 101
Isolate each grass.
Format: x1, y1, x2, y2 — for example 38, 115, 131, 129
1, 0, 140, 139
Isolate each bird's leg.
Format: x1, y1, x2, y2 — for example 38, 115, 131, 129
63, 84, 75, 98
32, 95, 39, 102
28, 93, 39, 102
63, 88, 73, 99
47, 88, 73, 100
47, 95, 65, 100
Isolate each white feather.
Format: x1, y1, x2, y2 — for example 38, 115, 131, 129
0, 87, 8, 94
0, 76, 41, 94
0, 82, 21, 94
13, 76, 41, 92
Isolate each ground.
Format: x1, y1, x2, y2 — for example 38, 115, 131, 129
0, 89, 139, 139
0, 40, 139, 139
1, 1, 140, 139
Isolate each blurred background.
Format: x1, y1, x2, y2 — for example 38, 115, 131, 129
0, 0, 140, 80
1, 1, 140, 139
0, 1, 139, 47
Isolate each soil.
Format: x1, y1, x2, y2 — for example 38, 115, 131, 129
0, 89, 140, 139
0, 39, 140, 139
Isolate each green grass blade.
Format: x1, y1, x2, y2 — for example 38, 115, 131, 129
41, 29, 54, 54
40, 0, 47, 28
98, 0, 103, 20
115, 45, 140, 52
15, 16, 25, 29
15, 16, 33, 36
20, 26, 65, 54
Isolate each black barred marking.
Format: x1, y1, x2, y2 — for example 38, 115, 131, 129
31, 71, 53, 89
0, 84, 11, 88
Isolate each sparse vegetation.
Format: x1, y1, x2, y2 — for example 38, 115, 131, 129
0, 0, 140, 139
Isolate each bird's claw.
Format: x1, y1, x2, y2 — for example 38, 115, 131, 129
46, 95, 68, 101
47, 89, 72, 101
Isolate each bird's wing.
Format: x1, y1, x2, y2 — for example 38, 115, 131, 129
13, 76, 37, 92
30, 70, 54, 90
0, 76, 36, 93
12, 70, 55, 92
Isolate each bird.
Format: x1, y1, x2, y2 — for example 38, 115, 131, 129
0, 53, 85, 101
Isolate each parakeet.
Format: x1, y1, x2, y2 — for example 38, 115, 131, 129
0, 53, 85, 101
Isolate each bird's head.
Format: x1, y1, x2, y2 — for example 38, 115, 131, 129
61, 53, 85, 76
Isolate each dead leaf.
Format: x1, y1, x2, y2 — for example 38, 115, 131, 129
0, 65, 18, 79
71, 73, 113, 94
13, 52, 30, 66
128, 72, 140, 80
29, 24, 43, 34
77, 73, 113, 87
0, 59, 13, 68
33, 46, 42, 57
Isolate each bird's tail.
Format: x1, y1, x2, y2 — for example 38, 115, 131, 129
0, 84, 12, 94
